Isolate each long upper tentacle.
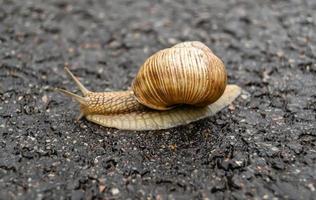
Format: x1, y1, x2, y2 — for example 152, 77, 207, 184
57, 88, 87, 105
64, 67, 90, 96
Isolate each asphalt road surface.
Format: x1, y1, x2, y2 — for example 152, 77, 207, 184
0, 0, 315, 199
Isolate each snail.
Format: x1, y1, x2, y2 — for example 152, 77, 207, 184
58, 41, 241, 130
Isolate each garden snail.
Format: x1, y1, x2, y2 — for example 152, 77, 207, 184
58, 41, 241, 130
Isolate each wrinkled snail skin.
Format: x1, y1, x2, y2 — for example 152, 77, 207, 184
80, 91, 148, 115
58, 41, 241, 130
85, 85, 241, 130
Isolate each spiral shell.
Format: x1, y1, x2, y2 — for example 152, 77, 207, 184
132, 41, 227, 110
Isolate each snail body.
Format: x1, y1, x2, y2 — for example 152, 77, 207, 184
59, 41, 241, 130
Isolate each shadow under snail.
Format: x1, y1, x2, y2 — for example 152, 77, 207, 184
58, 41, 241, 130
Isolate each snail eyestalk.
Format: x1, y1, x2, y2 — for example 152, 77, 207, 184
57, 67, 90, 119
64, 67, 90, 96
57, 88, 87, 105
56, 88, 87, 120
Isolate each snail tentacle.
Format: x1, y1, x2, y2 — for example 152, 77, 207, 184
57, 88, 87, 106
64, 67, 90, 96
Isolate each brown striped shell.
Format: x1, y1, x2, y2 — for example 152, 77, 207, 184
132, 41, 227, 110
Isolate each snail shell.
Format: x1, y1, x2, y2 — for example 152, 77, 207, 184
58, 41, 241, 130
132, 41, 227, 110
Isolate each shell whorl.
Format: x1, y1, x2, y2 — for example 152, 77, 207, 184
132, 41, 227, 110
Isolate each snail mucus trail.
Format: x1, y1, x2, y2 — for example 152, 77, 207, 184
58, 41, 241, 130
